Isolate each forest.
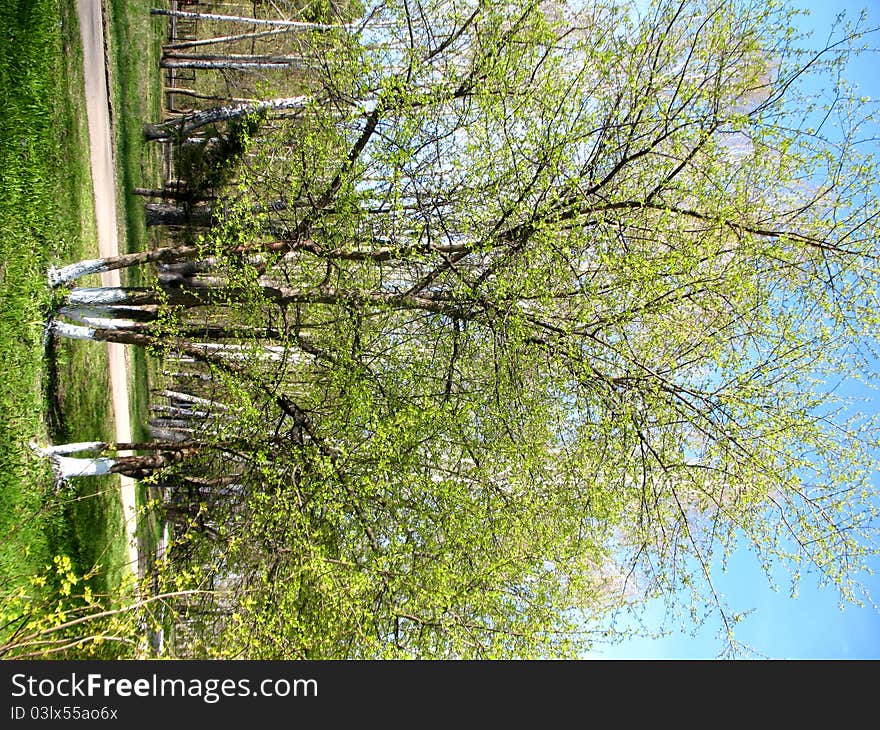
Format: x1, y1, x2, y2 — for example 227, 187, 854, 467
4, 0, 879, 658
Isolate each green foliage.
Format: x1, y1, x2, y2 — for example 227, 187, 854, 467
71, 0, 880, 657
0, 555, 142, 659
177, 112, 266, 204
225, 0, 875, 656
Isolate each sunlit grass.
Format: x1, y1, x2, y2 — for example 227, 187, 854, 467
0, 0, 127, 643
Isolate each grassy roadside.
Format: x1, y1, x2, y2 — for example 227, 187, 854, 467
104, 0, 167, 582
43, 0, 131, 615
0, 0, 132, 655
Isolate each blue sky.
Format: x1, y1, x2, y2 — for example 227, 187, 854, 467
588, 0, 880, 660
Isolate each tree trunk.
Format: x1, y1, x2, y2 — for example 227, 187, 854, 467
151, 404, 211, 420
162, 370, 211, 379
171, 325, 287, 342
56, 304, 142, 331
48, 245, 202, 287
59, 282, 455, 313
150, 421, 196, 438
161, 53, 309, 68
51, 456, 117, 479
134, 186, 209, 202
62, 287, 204, 308
154, 389, 228, 410
31, 439, 199, 480
145, 202, 215, 227
164, 26, 294, 51
160, 58, 302, 71
30, 441, 107, 458
147, 417, 198, 431
150, 427, 193, 442
164, 88, 256, 104
150, 8, 350, 30
110, 451, 192, 480
144, 96, 308, 141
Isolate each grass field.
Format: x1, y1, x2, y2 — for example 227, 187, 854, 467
0, 0, 124, 605
0, 0, 163, 656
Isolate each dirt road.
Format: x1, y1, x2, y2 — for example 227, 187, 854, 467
76, 0, 139, 576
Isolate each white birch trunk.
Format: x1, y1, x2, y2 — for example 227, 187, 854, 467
51, 456, 116, 478
48, 259, 109, 287
30, 440, 107, 458
58, 305, 138, 331
150, 8, 355, 30
156, 389, 228, 410
152, 404, 211, 419
149, 428, 192, 442
160, 59, 306, 71
51, 321, 97, 341
144, 96, 310, 141
65, 287, 133, 306
164, 26, 295, 51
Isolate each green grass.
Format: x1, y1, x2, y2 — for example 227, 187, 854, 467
107, 0, 165, 266
0, 0, 130, 652
105, 0, 166, 583
52, 341, 129, 604
0, 0, 89, 583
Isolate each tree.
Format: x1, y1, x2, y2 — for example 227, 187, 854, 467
143, 96, 308, 141
46, 0, 880, 657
